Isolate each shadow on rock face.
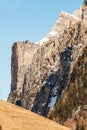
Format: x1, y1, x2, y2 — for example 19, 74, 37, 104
32, 46, 72, 116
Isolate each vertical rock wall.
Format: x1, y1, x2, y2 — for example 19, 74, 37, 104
8, 42, 38, 103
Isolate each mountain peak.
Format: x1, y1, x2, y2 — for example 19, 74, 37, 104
8, 3, 87, 130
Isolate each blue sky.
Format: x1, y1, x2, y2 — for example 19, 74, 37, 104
0, 0, 82, 100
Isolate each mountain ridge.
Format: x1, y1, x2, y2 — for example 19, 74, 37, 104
8, 1, 87, 130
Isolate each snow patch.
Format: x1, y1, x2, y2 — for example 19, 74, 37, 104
75, 106, 81, 113
48, 84, 59, 110
48, 31, 59, 37
36, 37, 49, 45
42, 102, 46, 107
48, 96, 57, 110
71, 15, 81, 20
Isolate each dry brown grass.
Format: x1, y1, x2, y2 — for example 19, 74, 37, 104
0, 100, 72, 130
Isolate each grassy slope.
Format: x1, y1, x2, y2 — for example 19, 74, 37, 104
0, 100, 71, 130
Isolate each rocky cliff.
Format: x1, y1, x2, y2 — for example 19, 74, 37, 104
8, 1, 87, 130
8, 42, 38, 103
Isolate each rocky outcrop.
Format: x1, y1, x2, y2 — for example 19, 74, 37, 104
8, 2, 87, 130
31, 46, 72, 116
49, 46, 87, 129
8, 42, 38, 104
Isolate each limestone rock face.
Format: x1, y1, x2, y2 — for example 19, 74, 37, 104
8, 3, 87, 130
8, 42, 38, 103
